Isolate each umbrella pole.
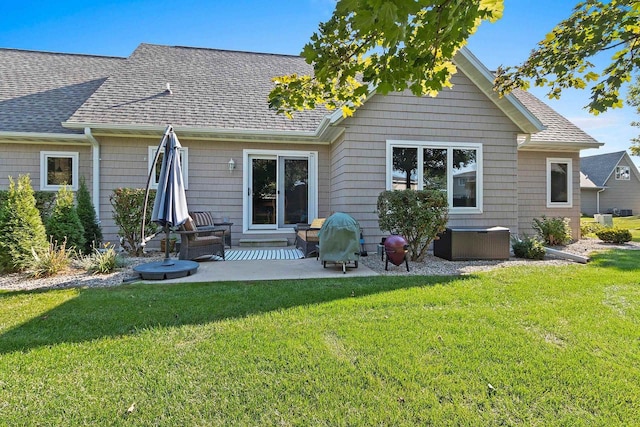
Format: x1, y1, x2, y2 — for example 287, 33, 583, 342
161, 223, 175, 266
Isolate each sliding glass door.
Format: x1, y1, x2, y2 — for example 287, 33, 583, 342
246, 151, 316, 230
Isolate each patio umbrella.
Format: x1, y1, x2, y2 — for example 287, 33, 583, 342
151, 127, 189, 231
135, 125, 198, 279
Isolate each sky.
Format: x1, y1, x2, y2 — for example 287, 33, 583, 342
1, 0, 637, 163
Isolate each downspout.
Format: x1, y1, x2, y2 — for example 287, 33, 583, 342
84, 127, 101, 222
596, 187, 606, 214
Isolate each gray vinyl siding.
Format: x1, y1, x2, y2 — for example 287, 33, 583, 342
581, 189, 599, 216
328, 71, 523, 250
597, 156, 640, 215
0, 142, 93, 192
96, 136, 330, 247
517, 151, 581, 239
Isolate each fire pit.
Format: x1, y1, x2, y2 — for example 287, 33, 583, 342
384, 235, 410, 272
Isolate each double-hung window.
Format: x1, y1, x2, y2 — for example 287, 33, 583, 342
148, 146, 189, 189
387, 140, 483, 213
546, 158, 572, 207
40, 151, 79, 191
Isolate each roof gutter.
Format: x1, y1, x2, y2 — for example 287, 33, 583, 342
517, 135, 604, 151
84, 127, 101, 221
63, 121, 342, 144
0, 131, 89, 145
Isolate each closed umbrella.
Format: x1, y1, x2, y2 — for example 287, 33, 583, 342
151, 128, 189, 230
135, 125, 198, 279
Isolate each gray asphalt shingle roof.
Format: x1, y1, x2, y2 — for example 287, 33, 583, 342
66, 44, 327, 132
580, 150, 626, 187
0, 48, 124, 134
2, 43, 602, 145
511, 89, 600, 146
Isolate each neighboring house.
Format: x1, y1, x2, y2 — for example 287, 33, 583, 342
580, 151, 640, 216
0, 43, 603, 251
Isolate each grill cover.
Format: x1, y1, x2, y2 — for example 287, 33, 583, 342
318, 212, 361, 263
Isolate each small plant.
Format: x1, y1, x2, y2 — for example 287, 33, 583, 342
30, 238, 73, 278
377, 189, 448, 261
511, 236, 546, 260
595, 227, 632, 244
532, 215, 572, 246
81, 243, 125, 274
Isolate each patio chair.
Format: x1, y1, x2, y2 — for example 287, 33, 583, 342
175, 216, 225, 261
189, 211, 232, 247
295, 218, 326, 257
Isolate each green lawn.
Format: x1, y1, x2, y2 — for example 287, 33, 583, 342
1, 251, 640, 425
581, 215, 640, 241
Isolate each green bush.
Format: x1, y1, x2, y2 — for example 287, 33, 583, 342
0, 190, 56, 223
0, 175, 49, 273
110, 188, 157, 256
377, 189, 448, 261
77, 177, 103, 254
46, 185, 86, 252
30, 238, 74, 278
511, 236, 546, 260
595, 227, 632, 244
532, 215, 572, 246
581, 221, 605, 236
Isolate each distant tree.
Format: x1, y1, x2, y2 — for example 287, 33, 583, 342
46, 185, 86, 252
269, 0, 504, 118
0, 175, 48, 272
77, 177, 103, 254
495, 0, 640, 115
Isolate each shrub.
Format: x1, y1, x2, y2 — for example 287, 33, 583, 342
0, 190, 56, 223
80, 242, 125, 274
110, 188, 157, 256
377, 189, 448, 261
0, 175, 49, 273
30, 238, 74, 278
511, 236, 546, 260
532, 215, 572, 246
595, 227, 632, 244
581, 221, 605, 237
34, 191, 57, 223
77, 177, 103, 254
46, 185, 86, 252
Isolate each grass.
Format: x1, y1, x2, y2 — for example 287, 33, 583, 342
581, 215, 640, 241
1, 251, 640, 425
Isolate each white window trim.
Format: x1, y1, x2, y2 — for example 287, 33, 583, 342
615, 165, 630, 180
242, 149, 318, 233
386, 140, 483, 214
546, 158, 573, 208
148, 146, 189, 189
40, 151, 79, 191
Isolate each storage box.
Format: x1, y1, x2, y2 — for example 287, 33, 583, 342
433, 226, 510, 260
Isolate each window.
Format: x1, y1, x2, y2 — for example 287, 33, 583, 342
547, 158, 572, 207
148, 146, 189, 189
387, 141, 482, 213
616, 166, 630, 180
40, 151, 79, 191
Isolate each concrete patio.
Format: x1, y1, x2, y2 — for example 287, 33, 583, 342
137, 248, 379, 284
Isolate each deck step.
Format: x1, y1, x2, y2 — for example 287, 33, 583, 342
238, 238, 289, 248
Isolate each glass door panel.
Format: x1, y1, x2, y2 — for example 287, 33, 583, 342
280, 158, 309, 226
250, 158, 277, 226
